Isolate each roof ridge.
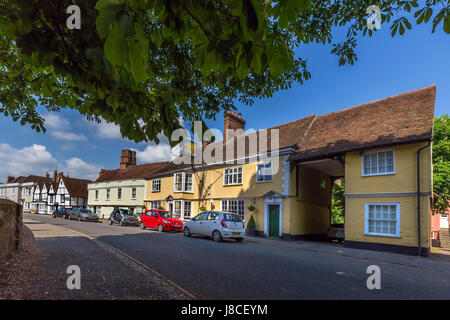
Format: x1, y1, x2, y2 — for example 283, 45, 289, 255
101, 160, 168, 172
264, 114, 316, 131
317, 84, 436, 119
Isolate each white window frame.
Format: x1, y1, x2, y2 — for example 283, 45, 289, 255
95, 190, 99, 200
106, 189, 110, 200
256, 161, 273, 183
364, 202, 400, 237
150, 201, 161, 210
117, 188, 122, 200
220, 199, 246, 221
183, 201, 192, 220
152, 179, 161, 192
362, 149, 395, 176
173, 173, 194, 193
223, 166, 243, 186
131, 188, 137, 199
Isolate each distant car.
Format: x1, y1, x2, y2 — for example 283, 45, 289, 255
183, 211, 245, 242
140, 209, 183, 232
108, 208, 139, 226
68, 208, 99, 222
52, 207, 71, 219
327, 224, 344, 241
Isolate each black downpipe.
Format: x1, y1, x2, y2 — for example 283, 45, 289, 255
416, 141, 431, 256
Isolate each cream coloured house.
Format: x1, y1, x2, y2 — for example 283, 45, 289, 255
87, 149, 167, 219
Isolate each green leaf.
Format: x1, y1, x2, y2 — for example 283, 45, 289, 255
128, 39, 147, 82
104, 22, 127, 66
95, 0, 122, 13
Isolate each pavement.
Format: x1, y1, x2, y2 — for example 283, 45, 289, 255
7, 213, 450, 300
0, 218, 186, 300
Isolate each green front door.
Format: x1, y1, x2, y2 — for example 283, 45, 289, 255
268, 205, 280, 237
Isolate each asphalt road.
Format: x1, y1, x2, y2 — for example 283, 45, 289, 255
24, 214, 450, 300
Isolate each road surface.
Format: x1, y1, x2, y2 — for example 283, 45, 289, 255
24, 214, 450, 300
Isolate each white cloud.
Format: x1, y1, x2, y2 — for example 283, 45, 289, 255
44, 114, 87, 141
50, 130, 87, 141
82, 118, 122, 139
63, 158, 102, 181
0, 143, 101, 181
97, 121, 122, 139
44, 114, 70, 129
134, 144, 173, 163
133, 133, 182, 163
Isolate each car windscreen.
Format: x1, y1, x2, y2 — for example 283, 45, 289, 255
159, 211, 174, 218
120, 210, 134, 216
223, 213, 242, 222
80, 209, 92, 214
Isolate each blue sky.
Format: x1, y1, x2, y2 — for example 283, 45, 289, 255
0, 20, 449, 181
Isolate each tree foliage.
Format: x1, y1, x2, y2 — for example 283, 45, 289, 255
0, 0, 449, 143
433, 114, 449, 215
331, 179, 345, 224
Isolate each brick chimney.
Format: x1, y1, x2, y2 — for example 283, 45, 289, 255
6, 176, 15, 183
224, 111, 245, 143
120, 149, 134, 170
56, 172, 64, 183
53, 170, 58, 181
45, 172, 50, 178
99, 169, 105, 177
131, 150, 136, 166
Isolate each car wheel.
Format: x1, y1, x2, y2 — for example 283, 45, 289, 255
235, 238, 243, 242
183, 227, 191, 237
158, 224, 164, 232
64, 214, 68, 219
212, 230, 222, 242
140, 222, 145, 230
108, 219, 113, 225
119, 220, 123, 226
52, 214, 56, 218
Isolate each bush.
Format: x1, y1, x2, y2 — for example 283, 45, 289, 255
247, 215, 256, 229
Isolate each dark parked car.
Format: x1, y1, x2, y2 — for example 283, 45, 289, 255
327, 224, 344, 241
52, 207, 71, 219
108, 208, 139, 226
68, 208, 99, 222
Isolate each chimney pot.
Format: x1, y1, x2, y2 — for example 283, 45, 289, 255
120, 149, 133, 170
6, 176, 15, 183
224, 110, 245, 143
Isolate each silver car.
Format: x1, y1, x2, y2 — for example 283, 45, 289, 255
183, 211, 245, 242
69, 208, 99, 222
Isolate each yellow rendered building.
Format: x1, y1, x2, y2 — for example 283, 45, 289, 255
144, 85, 436, 256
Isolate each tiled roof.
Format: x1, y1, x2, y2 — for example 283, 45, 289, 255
146, 85, 436, 177
94, 161, 168, 183
61, 176, 92, 198
146, 115, 317, 179
290, 85, 436, 161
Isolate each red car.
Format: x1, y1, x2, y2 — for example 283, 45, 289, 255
140, 209, 184, 232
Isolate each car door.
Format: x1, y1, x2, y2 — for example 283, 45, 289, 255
190, 212, 208, 235
141, 210, 150, 227
148, 210, 159, 228
204, 212, 219, 236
